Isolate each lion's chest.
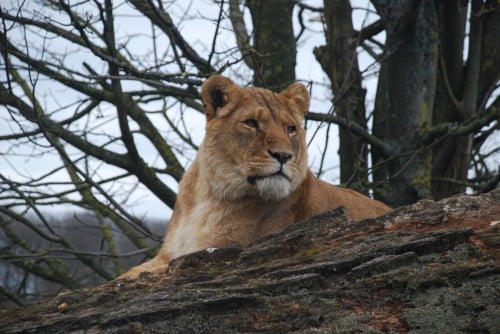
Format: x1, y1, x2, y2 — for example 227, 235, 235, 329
165, 199, 293, 260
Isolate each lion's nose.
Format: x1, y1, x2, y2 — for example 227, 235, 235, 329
268, 150, 292, 164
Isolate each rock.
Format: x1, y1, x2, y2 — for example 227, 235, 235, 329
1, 190, 499, 333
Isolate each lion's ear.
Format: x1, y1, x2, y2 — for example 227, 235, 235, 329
280, 82, 310, 115
201, 75, 239, 120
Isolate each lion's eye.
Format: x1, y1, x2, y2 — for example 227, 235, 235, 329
287, 125, 297, 134
244, 119, 259, 130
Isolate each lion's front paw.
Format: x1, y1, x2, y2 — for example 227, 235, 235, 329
115, 259, 170, 281
115, 267, 146, 281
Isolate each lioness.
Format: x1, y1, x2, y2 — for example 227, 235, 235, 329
120, 76, 390, 279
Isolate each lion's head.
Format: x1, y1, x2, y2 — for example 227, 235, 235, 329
199, 76, 310, 202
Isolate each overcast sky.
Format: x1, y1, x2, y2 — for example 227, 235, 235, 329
0, 1, 390, 220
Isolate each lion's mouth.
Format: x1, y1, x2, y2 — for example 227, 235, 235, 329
247, 170, 292, 185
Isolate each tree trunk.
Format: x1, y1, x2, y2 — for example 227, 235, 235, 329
1, 190, 498, 333
432, 0, 500, 200
314, 0, 368, 192
431, 1, 472, 200
372, 0, 438, 207
247, 0, 296, 91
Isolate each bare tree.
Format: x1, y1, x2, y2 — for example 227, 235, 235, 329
314, 0, 371, 192
0, 0, 227, 306
311, 0, 499, 205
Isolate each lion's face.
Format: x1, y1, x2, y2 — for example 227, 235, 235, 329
200, 76, 310, 202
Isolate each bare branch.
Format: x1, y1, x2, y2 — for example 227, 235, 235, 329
128, 0, 215, 74
228, 0, 253, 70
306, 112, 395, 157
422, 97, 500, 144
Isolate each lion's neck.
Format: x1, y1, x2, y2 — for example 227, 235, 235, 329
164, 159, 308, 259
191, 156, 309, 211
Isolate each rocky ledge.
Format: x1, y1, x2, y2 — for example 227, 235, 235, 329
1, 189, 499, 333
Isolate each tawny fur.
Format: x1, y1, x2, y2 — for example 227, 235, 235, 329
119, 76, 391, 279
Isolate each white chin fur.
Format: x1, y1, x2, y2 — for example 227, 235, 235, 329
255, 177, 292, 201
210, 174, 292, 202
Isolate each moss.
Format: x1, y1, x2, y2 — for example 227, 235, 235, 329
294, 247, 324, 258
410, 153, 432, 199
408, 98, 433, 200
420, 100, 431, 128
206, 261, 231, 275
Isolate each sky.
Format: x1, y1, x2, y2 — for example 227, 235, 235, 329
4, 1, 496, 222
0, 0, 385, 221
